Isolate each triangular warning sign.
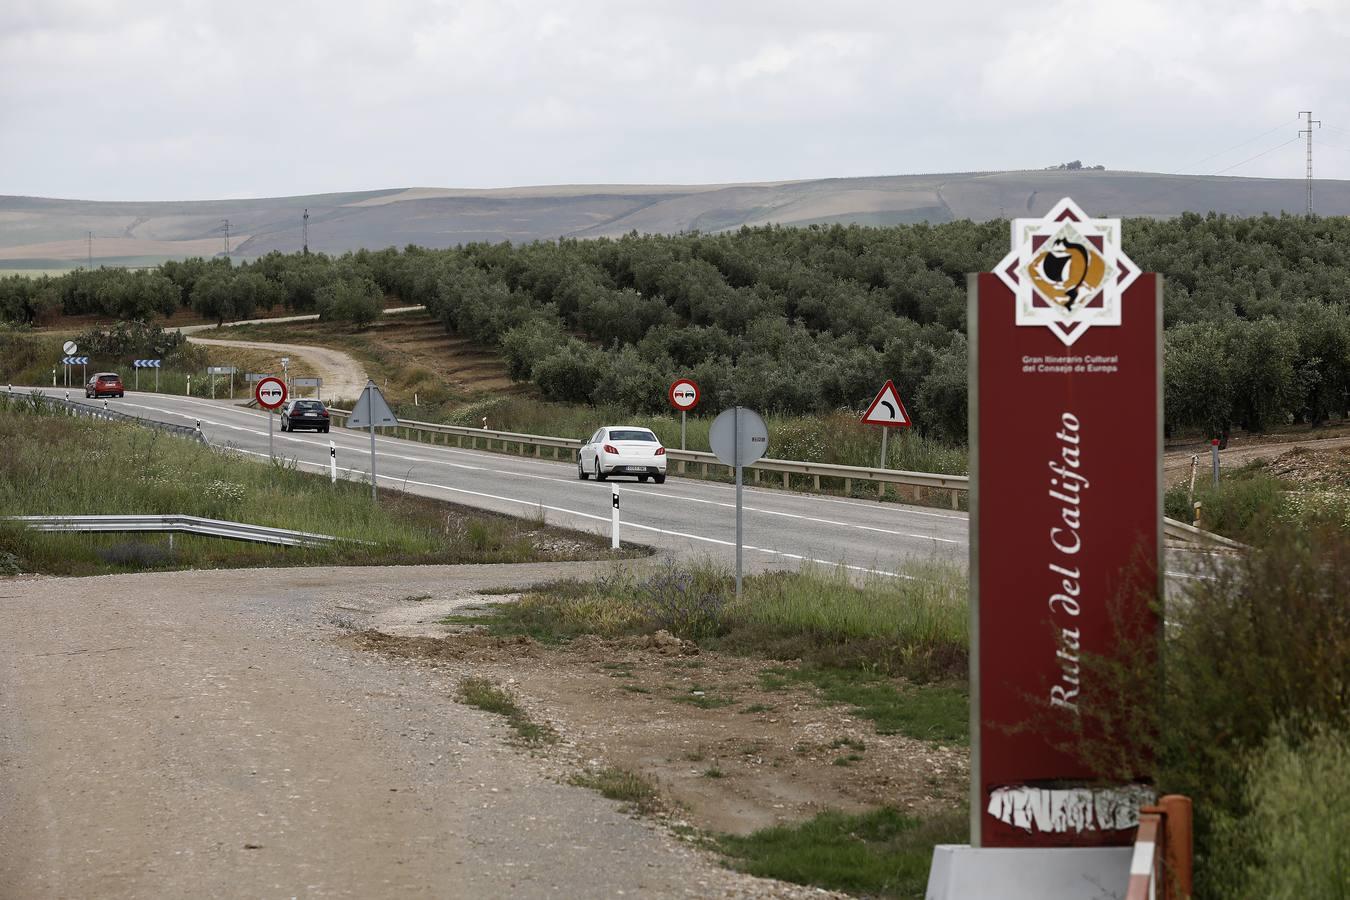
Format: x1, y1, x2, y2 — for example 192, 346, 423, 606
347, 380, 400, 429
861, 380, 911, 428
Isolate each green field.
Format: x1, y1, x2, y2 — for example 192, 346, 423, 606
0, 394, 629, 576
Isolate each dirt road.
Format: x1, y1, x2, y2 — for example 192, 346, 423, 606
0, 563, 817, 899
186, 335, 370, 402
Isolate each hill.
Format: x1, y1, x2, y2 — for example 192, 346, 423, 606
3, 170, 1350, 269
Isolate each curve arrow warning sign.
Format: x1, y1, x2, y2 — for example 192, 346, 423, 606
861, 379, 911, 428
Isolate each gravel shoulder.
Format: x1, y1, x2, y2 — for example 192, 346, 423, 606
0, 562, 825, 899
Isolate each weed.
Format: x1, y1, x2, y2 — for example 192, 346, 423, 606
741, 703, 775, 714
570, 767, 662, 816
715, 806, 967, 898
703, 767, 724, 779
830, 737, 866, 752
620, 684, 651, 694
456, 678, 557, 746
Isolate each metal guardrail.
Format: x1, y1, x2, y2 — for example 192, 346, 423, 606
328, 407, 971, 507
6, 514, 352, 548
4, 390, 209, 445
1161, 516, 1249, 551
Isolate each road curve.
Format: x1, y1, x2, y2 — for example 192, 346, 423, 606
185, 335, 371, 402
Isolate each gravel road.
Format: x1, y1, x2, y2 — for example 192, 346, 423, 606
0, 563, 825, 899
185, 335, 371, 402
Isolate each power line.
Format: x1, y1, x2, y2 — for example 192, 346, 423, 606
1178, 117, 1300, 172
1212, 137, 1300, 175
1299, 110, 1322, 217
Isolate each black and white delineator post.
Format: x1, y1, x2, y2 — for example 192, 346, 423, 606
611, 488, 620, 549
346, 379, 399, 502
330, 441, 338, 485
708, 406, 769, 597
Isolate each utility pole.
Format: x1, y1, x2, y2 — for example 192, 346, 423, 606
302, 208, 309, 255
1298, 110, 1321, 217
222, 219, 231, 257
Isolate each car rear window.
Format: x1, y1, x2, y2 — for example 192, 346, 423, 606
99, 375, 121, 382
608, 429, 658, 442
294, 401, 323, 410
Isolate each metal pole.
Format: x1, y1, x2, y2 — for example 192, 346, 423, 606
155, 367, 159, 392
230, 372, 234, 400
268, 408, 274, 461
370, 424, 377, 502
211, 374, 216, 399
330, 441, 337, 484
734, 406, 743, 599
135, 368, 140, 390
880, 427, 889, 468
611, 488, 620, 549
681, 411, 686, 450
1210, 439, 1220, 487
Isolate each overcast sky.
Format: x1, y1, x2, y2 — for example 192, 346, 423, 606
4, 0, 1349, 201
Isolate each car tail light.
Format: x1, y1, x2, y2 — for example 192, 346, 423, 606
321, 411, 329, 418
655, 447, 666, 456
602, 444, 618, 454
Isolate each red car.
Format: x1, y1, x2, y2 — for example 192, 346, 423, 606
85, 372, 124, 399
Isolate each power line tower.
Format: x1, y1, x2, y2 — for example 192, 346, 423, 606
303, 208, 309, 255
222, 219, 231, 257
1298, 110, 1321, 217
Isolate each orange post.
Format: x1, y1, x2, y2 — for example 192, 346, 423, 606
1159, 794, 1193, 899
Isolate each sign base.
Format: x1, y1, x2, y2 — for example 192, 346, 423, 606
926, 845, 1131, 900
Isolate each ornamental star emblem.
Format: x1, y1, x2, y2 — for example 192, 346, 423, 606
994, 197, 1140, 347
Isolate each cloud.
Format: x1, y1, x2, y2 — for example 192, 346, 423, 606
2, 0, 1347, 199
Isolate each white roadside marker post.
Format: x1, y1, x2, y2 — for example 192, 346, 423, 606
611, 488, 620, 549
186, 375, 191, 396
330, 441, 337, 485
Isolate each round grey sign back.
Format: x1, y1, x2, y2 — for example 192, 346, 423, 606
708, 407, 769, 468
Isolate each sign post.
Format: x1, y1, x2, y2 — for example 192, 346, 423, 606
860, 379, 912, 468
133, 359, 162, 392
207, 366, 237, 400
254, 376, 288, 461
708, 406, 769, 597
346, 379, 399, 502
929, 198, 1162, 897
668, 379, 700, 450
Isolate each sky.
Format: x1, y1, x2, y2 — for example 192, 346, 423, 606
4, 0, 1350, 201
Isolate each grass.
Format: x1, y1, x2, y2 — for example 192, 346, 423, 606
447, 559, 970, 742
714, 806, 967, 899
0, 394, 624, 575
456, 678, 557, 746
570, 767, 663, 816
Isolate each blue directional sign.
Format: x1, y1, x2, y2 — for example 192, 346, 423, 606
133, 359, 162, 368
61, 356, 89, 365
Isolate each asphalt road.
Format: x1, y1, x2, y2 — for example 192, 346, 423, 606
8, 387, 968, 578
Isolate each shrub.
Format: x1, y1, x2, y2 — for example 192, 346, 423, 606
1219, 725, 1350, 900
1066, 523, 1349, 898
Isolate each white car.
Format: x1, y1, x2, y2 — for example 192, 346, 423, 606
578, 426, 667, 483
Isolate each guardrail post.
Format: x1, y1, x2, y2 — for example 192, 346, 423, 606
813, 474, 820, 491
878, 481, 886, 498
844, 477, 852, 494
952, 488, 960, 510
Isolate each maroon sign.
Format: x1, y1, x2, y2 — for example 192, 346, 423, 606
971, 199, 1161, 849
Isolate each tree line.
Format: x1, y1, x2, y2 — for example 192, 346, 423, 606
1, 212, 1347, 442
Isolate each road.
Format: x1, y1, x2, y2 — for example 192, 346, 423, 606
0, 563, 826, 899
9, 387, 966, 579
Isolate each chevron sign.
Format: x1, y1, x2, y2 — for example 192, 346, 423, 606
61, 356, 89, 365
133, 359, 163, 368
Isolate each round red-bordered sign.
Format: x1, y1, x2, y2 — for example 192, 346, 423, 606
668, 378, 700, 411
255, 376, 288, 410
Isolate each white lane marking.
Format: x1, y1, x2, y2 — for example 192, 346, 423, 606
45, 389, 968, 524
637, 490, 960, 543
226, 446, 915, 580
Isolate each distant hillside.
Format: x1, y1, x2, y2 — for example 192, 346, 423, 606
4, 170, 1349, 268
